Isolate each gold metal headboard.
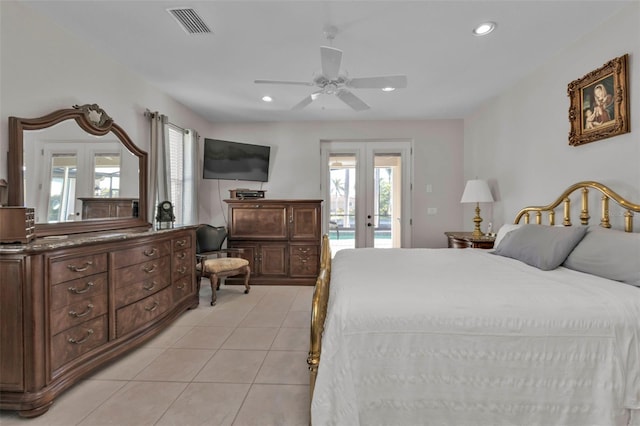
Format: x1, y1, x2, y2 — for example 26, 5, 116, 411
514, 181, 640, 232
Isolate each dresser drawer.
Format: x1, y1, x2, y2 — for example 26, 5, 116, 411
112, 256, 170, 286
172, 275, 194, 302
51, 315, 108, 372
115, 276, 171, 308
111, 240, 171, 269
173, 234, 192, 251
172, 248, 193, 281
51, 289, 108, 335
50, 253, 108, 285
116, 286, 173, 337
51, 273, 107, 311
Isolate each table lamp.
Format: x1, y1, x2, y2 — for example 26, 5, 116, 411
460, 179, 494, 237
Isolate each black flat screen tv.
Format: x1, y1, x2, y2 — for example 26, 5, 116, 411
203, 138, 271, 182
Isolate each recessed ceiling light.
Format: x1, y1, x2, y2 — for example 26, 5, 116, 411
472, 22, 496, 36
382, 87, 395, 92
262, 95, 273, 102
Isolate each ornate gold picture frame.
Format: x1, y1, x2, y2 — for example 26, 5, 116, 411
567, 54, 629, 146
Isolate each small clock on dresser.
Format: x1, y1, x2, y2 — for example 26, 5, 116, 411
155, 200, 175, 229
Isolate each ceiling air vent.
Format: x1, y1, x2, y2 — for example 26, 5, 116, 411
167, 8, 212, 34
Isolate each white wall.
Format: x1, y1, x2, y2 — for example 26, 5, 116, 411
464, 2, 640, 230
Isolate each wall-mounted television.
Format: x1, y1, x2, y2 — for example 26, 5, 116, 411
203, 138, 271, 182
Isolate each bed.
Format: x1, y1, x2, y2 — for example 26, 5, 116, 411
308, 181, 640, 426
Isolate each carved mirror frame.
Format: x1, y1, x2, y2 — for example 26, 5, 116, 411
8, 104, 150, 237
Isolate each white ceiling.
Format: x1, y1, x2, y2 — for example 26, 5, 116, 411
22, 0, 632, 122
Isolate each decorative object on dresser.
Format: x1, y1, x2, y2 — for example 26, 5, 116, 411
1, 104, 197, 418
0, 207, 35, 243
195, 224, 250, 306
155, 200, 175, 229
225, 199, 322, 285
8, 103, 148, 237
444, 231, 495, 249
228, 189, 266, 199
567, 54, 629, 146
460, 179, 494, 237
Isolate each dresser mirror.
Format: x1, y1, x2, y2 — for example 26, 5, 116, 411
8, 104, 149, 237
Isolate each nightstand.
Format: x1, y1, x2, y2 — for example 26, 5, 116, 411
445, 231, 496, 249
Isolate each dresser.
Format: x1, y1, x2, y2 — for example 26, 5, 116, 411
79, 197, 139, 219
445, 231, 496, 249
225, 199, 322, 285
0, 227, 197, 417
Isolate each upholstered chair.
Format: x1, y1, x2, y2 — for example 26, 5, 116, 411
195, 224, 250, 306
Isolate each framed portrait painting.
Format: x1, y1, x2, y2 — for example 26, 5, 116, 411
567, 54, 629, 146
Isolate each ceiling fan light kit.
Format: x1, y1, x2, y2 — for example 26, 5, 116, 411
255, 27, 407, 111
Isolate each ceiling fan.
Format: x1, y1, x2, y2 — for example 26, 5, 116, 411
254, 26, 407, 111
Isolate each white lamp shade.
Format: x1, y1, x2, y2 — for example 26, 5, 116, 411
460, 179, 494, 203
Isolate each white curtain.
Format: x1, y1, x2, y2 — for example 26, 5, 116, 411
146, 110, 170, 225
182, 129, 199, 225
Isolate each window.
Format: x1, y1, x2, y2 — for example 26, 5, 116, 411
166, 124, 197, 225
167, 125, 185, 223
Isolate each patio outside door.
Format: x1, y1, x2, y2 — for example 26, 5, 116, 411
321, 140, 412, 252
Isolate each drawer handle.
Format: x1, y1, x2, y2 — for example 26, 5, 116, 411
143, 264, 157, 273
176, 283, 186, 290
144, 247, 158, 257
67, 261, 93, 272
145, 301, 159, 312
68, 281, 94, 294
176, 266, 187, 274
177, 252, 187, 260
68, 329, 94, 345
69, 304, 94, 318
176, 239, 187, 247
143, 281, 157, 291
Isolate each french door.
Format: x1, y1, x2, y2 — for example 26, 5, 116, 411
321, 140, 412, 251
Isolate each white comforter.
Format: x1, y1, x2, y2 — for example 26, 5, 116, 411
311, 248, 640, 426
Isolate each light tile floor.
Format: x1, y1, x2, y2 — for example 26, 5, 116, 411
0, 282, 313, 426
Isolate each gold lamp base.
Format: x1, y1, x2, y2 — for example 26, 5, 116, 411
471, 202, 484, 238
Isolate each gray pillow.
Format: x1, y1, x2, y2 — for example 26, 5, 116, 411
563, 226, 640, 287
493, 224, 587, 270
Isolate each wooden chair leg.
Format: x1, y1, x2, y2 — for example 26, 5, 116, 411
210, 274, 219, 306
243, 266, 251, 294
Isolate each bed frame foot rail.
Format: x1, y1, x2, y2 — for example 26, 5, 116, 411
308, 234, 331, 421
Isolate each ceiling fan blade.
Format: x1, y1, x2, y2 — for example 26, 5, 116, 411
292, 91, 322, 110
254, 79, 314, 86
347, 75, 408, 89
336, 89, 370, 111
320, 46, 342, 80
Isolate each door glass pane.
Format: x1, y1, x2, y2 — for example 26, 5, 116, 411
48, 154, 77, 222
374, 154, 401, 248
93, 153, 121, 197
329, 154, 356, 252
